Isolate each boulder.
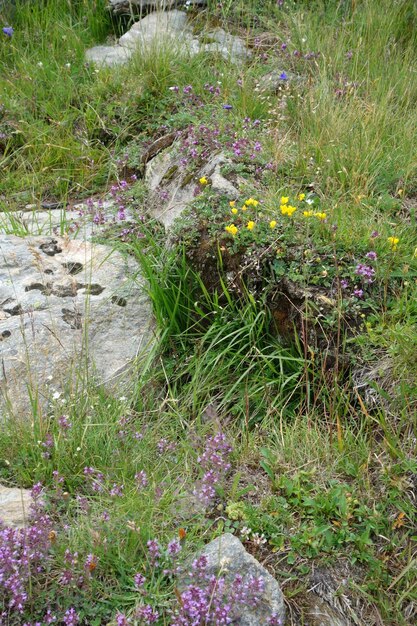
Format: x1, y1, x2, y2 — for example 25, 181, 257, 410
0, 485, 32, 528
86, 10, 250, 67
0, 235, 153, 418
180, 533, 285, 625
146, 147, 239, 228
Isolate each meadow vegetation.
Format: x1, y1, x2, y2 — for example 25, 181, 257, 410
0, 0, 416, 624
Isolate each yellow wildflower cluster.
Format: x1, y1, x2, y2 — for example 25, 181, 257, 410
199, 176, 208, 185
388, 236, 399, 250
303, 210, 326, 220
225, 224, 238, 236
245, 197, 259, 207
280, 204, 297, 216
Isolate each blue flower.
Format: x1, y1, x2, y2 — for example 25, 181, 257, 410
2, 26, 14, 37
223, 104, 233, 110
279, 71, 288, 80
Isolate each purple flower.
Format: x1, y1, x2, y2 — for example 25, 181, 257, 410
366, 251, 377, 261
115, 613, 130, 626
370, 230, 379, 239
63, 608, 79, 625
2, 26, 14, 37
223, 104, 233, 110
353, 288, 364, 298
58, 414, 72, 431
135, 605, 159, 623
147, 539, 160, 565
279, 71, 288, 80
355, 263, 375, 282
340, 279, 348, 289
281, 43, 287, 50
134, 573, 146, 588
135, 470, 148, 489
167, 539, 182, 557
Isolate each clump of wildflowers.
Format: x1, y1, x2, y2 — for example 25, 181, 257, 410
193, 432, 232, 507
170, 554, 268, 625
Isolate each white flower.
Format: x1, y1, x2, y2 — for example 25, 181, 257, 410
52, 391, 61, 400
37, 62, 43, 68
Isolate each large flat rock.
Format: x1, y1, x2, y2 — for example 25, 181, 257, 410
0, 235, 153, 417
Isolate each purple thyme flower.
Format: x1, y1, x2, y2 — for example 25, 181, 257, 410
2, 26, 14, 37
58, 414, 72, 431
355, 263, 375, 282
134, 572, 146, 588
63, 608, 79, 625
370, 230, 379, 238
147, 539, 160, 565
135, 470, 148, 488
365, 251, 377, 261
353, 288, 364, 298
115, 613, 130, 626
135, 605, 159, 623
340, 279, 349, 289
167, 539, 182, 557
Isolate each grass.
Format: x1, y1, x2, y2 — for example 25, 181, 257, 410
0, 0, 416, 624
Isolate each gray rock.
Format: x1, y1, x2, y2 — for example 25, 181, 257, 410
86, 10, 250, 67
146, 147, 240, 228
181, 533, 285, 625
201, 28, 252, 63
118, 9, 191, 50
107, 0, 206, 15
86, 44, 133, 66
0, 235, 153, 418
257, 69, 303, 93
0, 199, 134, 241
0, 485, 32, 528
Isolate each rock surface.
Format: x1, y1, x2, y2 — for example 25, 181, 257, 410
107, 0, 206, 15
0, 235, 153, 417
0, 199, 134, 240
86, 10, 250, 67
146, 147, 239, 228
0, 485, 32, 528
181, 533, 285, 625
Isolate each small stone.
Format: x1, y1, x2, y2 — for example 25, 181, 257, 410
179, 533, 285, 625
0, 485, 32, 528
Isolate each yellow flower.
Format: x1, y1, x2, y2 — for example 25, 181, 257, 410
199, 176, 208, 185
303, 210, 314, 217
388, 236, 399, 250
269, 220, 277, 229
241, 205, 248, 211
298, 193, 305, 201
281, 205, 297, 216
245, 198, 259, 207
225, 224, 238, 236
314, 212, 327, 220
397, 188, 404, 197
231, 207, 238, 214
246, 220, 255, 230
280, 196, 289, 205
229, 200, 236, 208
413, 248, 417, 258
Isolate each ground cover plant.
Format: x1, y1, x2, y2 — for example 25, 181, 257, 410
0, 0, 416, 625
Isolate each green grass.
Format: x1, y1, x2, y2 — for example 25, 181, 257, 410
0, 0, 416, 624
